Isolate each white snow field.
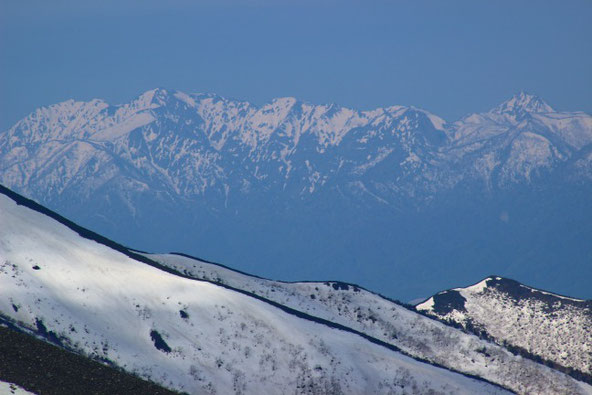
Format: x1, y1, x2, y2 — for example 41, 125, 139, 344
146, 252, 592, 395
0, 381, 35, 395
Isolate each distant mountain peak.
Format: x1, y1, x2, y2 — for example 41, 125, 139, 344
131, 88, 171, 110
493, 91, 554, 115
270, 96, 297, 105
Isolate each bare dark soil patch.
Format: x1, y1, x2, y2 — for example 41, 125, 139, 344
0, 325, 179, 395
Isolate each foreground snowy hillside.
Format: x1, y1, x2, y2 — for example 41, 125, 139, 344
416, 276, 592, 379
1, 89, 591, 302
146, 252, 591, 394
0, 185, 513, 395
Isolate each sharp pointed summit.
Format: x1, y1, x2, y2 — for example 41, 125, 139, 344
493, 91, 554, 115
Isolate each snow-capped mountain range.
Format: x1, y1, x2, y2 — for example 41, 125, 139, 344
3, 89, 591, 202
1, 184, 591, 394
1, 89, 591, 301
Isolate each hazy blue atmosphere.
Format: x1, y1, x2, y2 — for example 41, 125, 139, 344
2, 2, 592, 392
1, 0, 591, 130
1, 0, 592, 301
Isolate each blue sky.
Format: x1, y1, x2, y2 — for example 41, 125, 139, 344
1, 0, 590, 130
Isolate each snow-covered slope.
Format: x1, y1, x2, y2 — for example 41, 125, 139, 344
0, 381, 34, 395
145, 252, 592, 394
416, 276, 592, 379
0, 186, 514, 395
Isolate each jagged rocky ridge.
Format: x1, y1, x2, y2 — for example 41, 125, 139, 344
1, 89, 591, 301
416, 276, 592, 381
4, 90, 591, 206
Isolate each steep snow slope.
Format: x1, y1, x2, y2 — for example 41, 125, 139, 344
0, 187, 511, 395
416, 276, 592, 378
146, 252, 591, 394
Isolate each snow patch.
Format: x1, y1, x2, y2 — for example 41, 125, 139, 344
91, 112, 155, 141
455, 278, 491, 294
0, 381, 34, 395
416, 297, 435, 312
